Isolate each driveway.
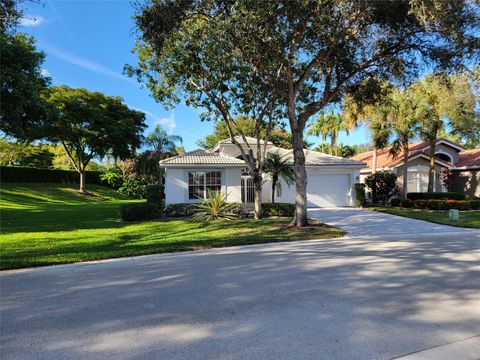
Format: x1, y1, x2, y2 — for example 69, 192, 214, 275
309, 207, 480, 238
2, 230, 480, 360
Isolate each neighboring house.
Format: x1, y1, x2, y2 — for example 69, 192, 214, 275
160, 137, 366, 207
351, 139, 480, 197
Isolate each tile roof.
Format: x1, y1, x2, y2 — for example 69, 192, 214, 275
216, 136, 273, 145
351, 141, 426, 169
268, 147, 366, 167
456, 149, 480, 167
160, 149, 246, 165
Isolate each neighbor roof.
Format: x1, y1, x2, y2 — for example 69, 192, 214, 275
215, 136, 273, 145
160, 149, 246, 166
456, 149, 480, 168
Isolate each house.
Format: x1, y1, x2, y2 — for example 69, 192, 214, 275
351, 139, 480, 197
160, 137, 366, 207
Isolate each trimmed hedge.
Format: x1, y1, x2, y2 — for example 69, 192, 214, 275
407, 192, 465, 201
262, 203, 295, 217
119, 203, 161, 221
390, 198, 401, 207
354, 183, 366, 207
165, 202, 245, 218
401, 199, 480, 210
0, 166, 102, 184
146, 184, 164, 205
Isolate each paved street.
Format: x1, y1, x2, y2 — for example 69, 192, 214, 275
2, 214, 480, 360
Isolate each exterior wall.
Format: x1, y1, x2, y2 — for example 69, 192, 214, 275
164, 167, 243, 205
451, 169, 480, 198
434, 143, 460, 163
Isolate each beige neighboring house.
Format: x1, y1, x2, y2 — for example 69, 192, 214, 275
160, 137, 366, 207
351, 139, 480, 197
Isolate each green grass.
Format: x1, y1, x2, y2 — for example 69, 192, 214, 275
0, 183, 344, 270
372, 207, 480, 229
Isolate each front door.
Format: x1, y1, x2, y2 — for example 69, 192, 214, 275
241, 177, 255, 203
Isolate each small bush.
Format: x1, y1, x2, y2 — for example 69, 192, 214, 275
165, 203, 196, 217
0, 166, 102, 184
146, 184, 164, 206
119, 203, 160, 221
407, 192, 465, 201
354, 183, 366, 207
262, 203, 295, 217
364, 172, 398, 205
118, 178, 147, 199
100, 168, 124, 189
390, 198, 401, 207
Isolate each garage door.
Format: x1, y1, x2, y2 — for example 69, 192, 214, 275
307, 174, 351, 207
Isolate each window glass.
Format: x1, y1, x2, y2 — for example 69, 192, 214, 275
188, 171, 221, 199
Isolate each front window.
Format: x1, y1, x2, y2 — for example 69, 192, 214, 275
188, 171, 221, 199
407, 171, 429, 193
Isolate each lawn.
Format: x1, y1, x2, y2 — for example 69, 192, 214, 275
0, 183, 344, 270
372, 207, 480, 229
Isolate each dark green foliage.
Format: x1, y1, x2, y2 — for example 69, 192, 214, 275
390, 198, 401, 207
407, 192, 465, 201
262, 203, 295, 217
400, 199, 479, 210
165, 203, 196, 218
146, 184, 164, 206
365, 172, 398, 205
192, 191, 240, 221
118, 178, 147, 199
100, 168, 124, 189
354, 183, 366, 207
264, 152, 295, 203
0, 166, 102, 184
119, 202, 160, 222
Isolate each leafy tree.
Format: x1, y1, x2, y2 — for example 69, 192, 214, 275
44, 86, 146, 193
413, 72, 477, 192
137, 125, 183, 184
135, 0, 478, 226
0, 0, 33, 34
128, 5, 285, 219
313, 143, 359, 158
197, 116, 292, 150
264, 152, 295, 203
0, 33, 51, 140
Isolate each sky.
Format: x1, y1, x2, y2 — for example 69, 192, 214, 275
19, 0, 371, 151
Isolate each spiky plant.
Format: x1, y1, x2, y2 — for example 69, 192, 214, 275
192, 191, 238, 221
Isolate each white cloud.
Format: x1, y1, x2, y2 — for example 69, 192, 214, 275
40, 42, 136, 84
40, 69, 51, 77
20, 15, 45, 27
133, 108, 177, 133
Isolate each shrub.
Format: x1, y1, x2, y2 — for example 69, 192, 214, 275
165, 203, 196, 217
192, 191, 240, 221
146, 184, 164, 206
354, 183, 366, 207
100, 168, 124, 189
364, 172, 398, 205
390, 198, 401, 207
118, 178, 147, 199
407, 192, 465, 201
0, 166, 102, 184
402, 199, 480, 210
119, 202, 160, 221
262, 203, 295, 217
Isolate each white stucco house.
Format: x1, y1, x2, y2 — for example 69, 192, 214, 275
160, 137, 366, 207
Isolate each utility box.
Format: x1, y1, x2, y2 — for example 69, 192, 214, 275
449, 209, 459, 221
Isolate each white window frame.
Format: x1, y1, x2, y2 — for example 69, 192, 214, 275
188, 171, 222, 200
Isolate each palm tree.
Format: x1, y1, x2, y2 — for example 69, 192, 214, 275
138, 125, 183, 184
307, 110, 352, 156
264, 152, 295, 203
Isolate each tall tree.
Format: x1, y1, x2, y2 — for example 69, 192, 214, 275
128, 4, 284, 219
414, 72, 477, 192
44, 86, 146, 193
307, 109, 352, 155
264, 152, 295, 203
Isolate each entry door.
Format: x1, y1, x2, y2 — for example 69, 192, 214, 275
241, 177, 255, 203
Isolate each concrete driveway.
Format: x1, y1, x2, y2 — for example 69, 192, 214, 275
2, 229, 480, 359
309, 207, 480, 238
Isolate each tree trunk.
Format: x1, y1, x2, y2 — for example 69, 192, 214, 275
292, 128, 308, 227
271, 182, 276, 203
253, 173, 262, 219
427, 137, 436, 192
402, 144, 409, 200
372, 146, 378, 174
79, 168, 86, 194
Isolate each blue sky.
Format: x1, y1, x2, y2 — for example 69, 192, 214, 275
19, 0, 371, 151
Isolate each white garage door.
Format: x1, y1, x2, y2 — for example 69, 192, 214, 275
307, 174, 351, 207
